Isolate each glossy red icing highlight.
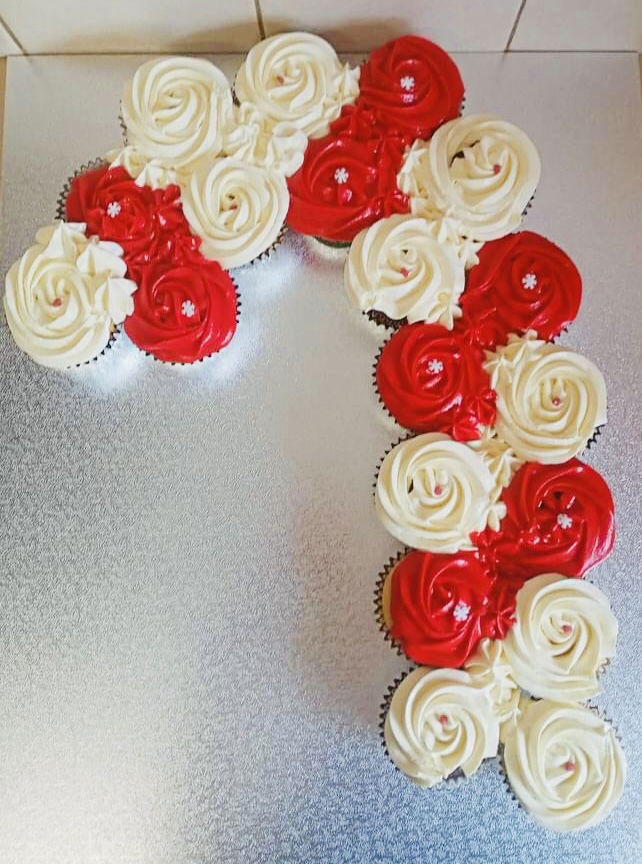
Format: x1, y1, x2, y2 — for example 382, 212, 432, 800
124, 258, 237, 364
458, 231, 582, 350
66, 165, 198, 268
386, 549, 499, 667
376, 323, 496, 440
358, 35, 464, 139
286, 131, 409, 243
489, 459, 615, 580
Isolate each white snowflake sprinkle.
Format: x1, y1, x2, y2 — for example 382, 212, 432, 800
181, 300, 196, 318
557, 513, 573, 530
106, 201, 121, 218
453, 601, 471, 622
428, 359, 444, 374
522, 272, 538, 290
334, 167, 349, 184
400, 75, 415, 91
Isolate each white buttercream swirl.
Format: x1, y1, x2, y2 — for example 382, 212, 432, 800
503, 698, 626, 832
468, 428, 522, 530
484, 332, 607, 464
121, 56, 233, 169
179, 156, 289, 268
397, 114, 541, 242
235, 32, 360, 138
4, 222, 136, 369
105, 145, 181, 190
504, 573, 618, 701
375, 433, 498, 553
222, 102, 308, 177
465, 638, 520, 741
345, 214, 466, 327
384, 667, 500, 787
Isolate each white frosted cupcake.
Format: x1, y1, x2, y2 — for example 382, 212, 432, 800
383, 666, 500, 787
503, 698, 626, 832
234, 32, 360, 139
483, 332, 607, 464
121, 56, 234, 170
374, 433, 504, 553
179, 156, 289, 268
4, 222, 136, 369
345, 214, 466, 329
397, 113, 541, 243
503, 573, 618, 702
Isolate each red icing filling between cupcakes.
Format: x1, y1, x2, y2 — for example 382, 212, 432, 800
458, 231, 582, 350
376, 323, 497, 440
358, 35, 464, 139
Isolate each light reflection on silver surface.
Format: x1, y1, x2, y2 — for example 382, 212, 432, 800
1, 52, 641, 864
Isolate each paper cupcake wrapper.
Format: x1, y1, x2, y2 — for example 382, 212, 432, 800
379, 668, 468, 789
133, 275, 242, 367
246, 224, 288, 267
313, 236, 352, 250
374, 550, 407, 656
584, 424, 604, 452
366, 309, 408, 331
371, 336, 411, 431
372, 432, 416, 500
118, 106, 128, 145
55, 156, 109, 222
65, 322, 122, 369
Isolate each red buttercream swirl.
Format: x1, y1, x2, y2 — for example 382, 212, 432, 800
358, 35, 464, 139
65, 164, 198, 270
376, 323, 496, 440
489, 459, 615, 580
458, 231, 582, 350
385, 549, 497, 667
124, 258, 237, 364
286, 132, 409, 243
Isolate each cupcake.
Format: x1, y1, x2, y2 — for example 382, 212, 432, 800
286, 128, 409, 245
179, 156, 289, 268
458, 231, 583, 350
357, 35, 464, 140
234, 32, 360, 139
123, 257, 238, 364
490, 459, 615, 580
382, 666, 500, 787
374, 323, 496, 439
484, 332, 607, 464
121, 56, 234, 170
397, 114, 541, 243
503, 573, 618, 702
464, 638, 520, 742
3, 222, 136, 369
374, 433, 504, 553
345, 214, 465, 328
503, 698, 626, 832
377, 548, 502, 667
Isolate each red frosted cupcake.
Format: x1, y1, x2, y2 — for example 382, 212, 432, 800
488, 459, 615, 580
65, 164, 198, 270
375, 323, 496, 440
358, 35, 464, 140
378, 548, 511, 667
286, 131, 409, 244
124, 258, 238, 364
458, 231, 582, 350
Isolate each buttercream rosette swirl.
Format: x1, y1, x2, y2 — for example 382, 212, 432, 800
503, 698, 626, 832
384, 666, 500, 787
345, 214, 465, 327
179, 157, 289, 268
105, 145, 181, 191
397, 113, 541, 242
4, 222, 136, 369
234, 32, 360, 139
484, 333, 607, 464
358, 35, 464, 140
375, 433, 503, 553
121, 57, 233, 169
459, 231, 582, 349
464, 637, 520, 740
375, 323, 496, 439
504, 573, 617, 701
490, 459, 615, 579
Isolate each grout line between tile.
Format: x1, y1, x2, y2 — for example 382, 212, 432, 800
0, 13, 25, 54
505, 0, 528, 52
253, 0, 266, 39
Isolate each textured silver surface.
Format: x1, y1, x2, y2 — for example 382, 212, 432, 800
1, 53, 641, 864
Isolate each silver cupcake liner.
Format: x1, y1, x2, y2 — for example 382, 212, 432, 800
55, 156, 108, 223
